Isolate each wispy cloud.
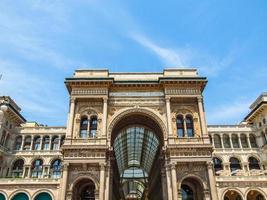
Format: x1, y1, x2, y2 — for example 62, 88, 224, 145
206, 99, 252, 124
130, 33, 185, 67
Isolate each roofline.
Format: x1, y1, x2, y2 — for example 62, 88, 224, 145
0, 102, 26, 122
244, 101, 267, 121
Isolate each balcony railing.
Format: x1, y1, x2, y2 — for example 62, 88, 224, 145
69, 138, 107, 145
169, 136, 209, 145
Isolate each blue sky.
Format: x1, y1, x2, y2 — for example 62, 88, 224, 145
0, 0, 267, 126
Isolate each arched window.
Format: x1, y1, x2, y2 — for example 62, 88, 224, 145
31, 159, 43, 178
0, 130, 7, 145
51, 136, 59, 150
185, 115, 194, 137
231, 134, 240, 148
176, 115, 184, 137
50, 159, 62, 178
248, 157, 260, 170
81, 184, 95, 200
60, 136, 65, 147
23, 136, 32, 150
213, 157, 223, 173
249, 134, 258, 148
12, 159, 24, 177
256, 194, 265, 200
230, 157, 241, 174
34, 192, 52, 200
11, 193, 29, 200
240, 134, 249, 148
14, 136, 22, 150
223, 135, 231, 148
80, 117, 89, 138
214, 135, 222, 148
0, 193, 6, 200
33, 136, 41, 150
42, 136, 50, 150
89, 116, 97, 138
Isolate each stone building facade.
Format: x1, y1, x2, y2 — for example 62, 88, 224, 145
0, 69, 266, 200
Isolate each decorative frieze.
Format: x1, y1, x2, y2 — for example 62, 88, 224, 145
165, 88, 201, 95
71, 88, 108, 96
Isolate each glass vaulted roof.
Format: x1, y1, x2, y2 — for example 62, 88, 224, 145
114, 126, 159, 199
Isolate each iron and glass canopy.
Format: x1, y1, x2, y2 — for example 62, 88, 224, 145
114, 126, 159, 199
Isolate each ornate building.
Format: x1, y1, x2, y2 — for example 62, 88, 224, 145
0, 68, 266, 200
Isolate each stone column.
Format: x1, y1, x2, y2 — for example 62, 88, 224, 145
171, 163, 178, 200
161, 168, 167, 200
102, 97, 108, 137
49, 135, 52, 150
220, 135, 225, 149
211, 135, 215, 148
183, 116, 187, 137
166, 165, 173, 200
247, 134, 252, 148
229, 134, 233, 149
207, 161, 218, 200
60, 163, 69, 200
39, 135, 43, 150
66, 97, 76, 140
20, 135, 25, 151
238, 135, 242, 149
197, 97, 208, 136
99, 163, 106, 200
30, 135, 34, 150
104, 162, 110, 200
3, 132, 8, 147
166, 97, 173, 136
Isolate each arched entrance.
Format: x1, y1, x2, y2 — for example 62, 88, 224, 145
110, 113, 165, 200
72, 178, 96, 200
224, 190, 243, 200
180, 177, 204, 200
247, 190, 265, 200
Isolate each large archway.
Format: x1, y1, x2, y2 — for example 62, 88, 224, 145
180, 177, 204, 200
110, 113, 165, 200
72, 178, 96, 200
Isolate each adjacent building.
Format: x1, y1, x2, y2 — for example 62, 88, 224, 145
0, 69, 266, 200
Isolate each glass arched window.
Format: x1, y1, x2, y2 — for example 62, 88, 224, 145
241, 134, 249, 148
181, 184, 194, 200
213, 157, 223, 173
89, 116, 97, 138
80, 117, 89, 138
23, 136, 32, 150
223, 135, 231, 148
176, 115, 184, 137
232, 134, 240, 148
14, 136, 22, 150
50, 159, 62, 178
214, 135, 222, 148
12, 159, 24, 177
0, 193, 5, 200
42, 136, 50, 150
0, 130, 7, 145
230, 157, 241, 173
34, 192, 52, 200
31, 159, 43, 178
248, 157, 260, 170
11, 193, 29, 200
33, 136, 41, 150
249, 134, 258, 148
185, 115, 194, 137
51, 136, 59, 150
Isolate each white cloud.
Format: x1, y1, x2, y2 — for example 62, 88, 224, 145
130, 33, 185, 67
206, 99, 251, 124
